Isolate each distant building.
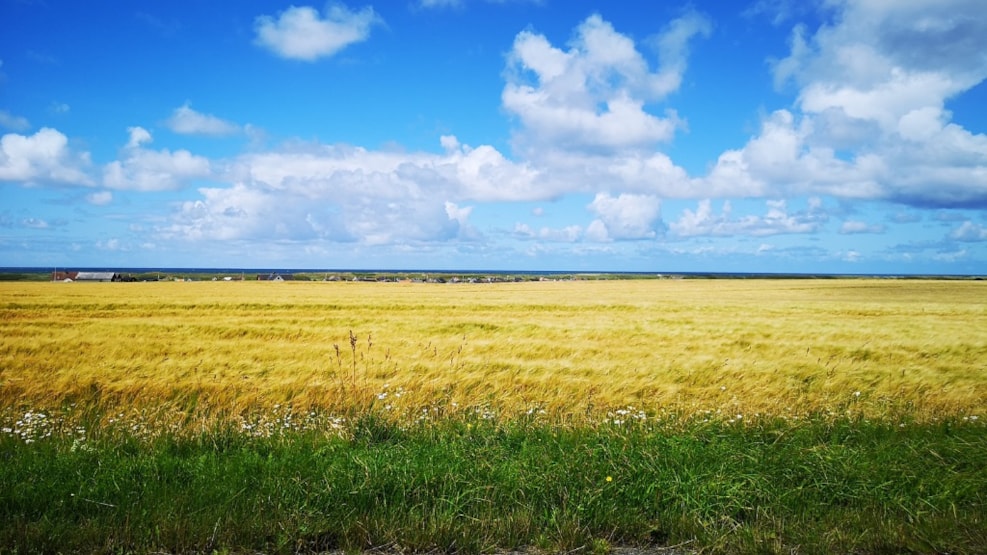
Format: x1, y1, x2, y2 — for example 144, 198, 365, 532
256, 273, 293, 281
52, 271, 124, 282
76, 272, 122, 282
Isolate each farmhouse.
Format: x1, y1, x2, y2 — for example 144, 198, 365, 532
51, 271, 125, 282
76, 272, 122, 282
256, 273, 293, 281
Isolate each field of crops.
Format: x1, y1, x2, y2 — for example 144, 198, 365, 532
3, 279, 985, 425
2, 279, 986, 553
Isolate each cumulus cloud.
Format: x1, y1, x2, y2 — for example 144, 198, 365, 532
254, 3, 381, 61
494, 14, 700, 201
166, 103, 240, 136
503, 12, 709, 154
714, 0, 987, 207
227, 136, 540, 203
670, 198, 828, 237
160, 136, 534, 244
0, 127, 93, 185
586, 192, 663, 241
103, 127, 211, 191
704, 109, 892, 200
163, 181, 466, 245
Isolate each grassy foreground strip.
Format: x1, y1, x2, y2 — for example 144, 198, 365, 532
2, 415, 985, 554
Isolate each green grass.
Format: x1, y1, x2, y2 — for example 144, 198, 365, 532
2, 414, 985, 554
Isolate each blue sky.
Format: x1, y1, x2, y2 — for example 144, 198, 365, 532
1, 0, 986, 273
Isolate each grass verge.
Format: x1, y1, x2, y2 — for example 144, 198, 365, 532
2, 413, 985, 554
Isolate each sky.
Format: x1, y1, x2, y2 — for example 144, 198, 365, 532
1, 0, 986, 274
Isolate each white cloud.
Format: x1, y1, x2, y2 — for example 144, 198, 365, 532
650, 10, 714, 97
126, 126, 152, 149
950, 221, 987, 242
839, 220, 885, 234
723, 0, 987, 208
227, 136, 542, 203
439, 135, 460, 153
584, 219, 609, 243
444, 201, 478, 239
445, 142, 544, 201
0, 110, 31, 132
494, 14, 701, 202
0, 128, 93, 185
503, 12, 709, 154
86, 191, 113, 206
703, 109, 892, 200
444, 201, 471, 224
104, 128, 211, 191
513, 222, 582, 242
254, 3, 381, 61
586, 192, 662, 241
166, 103, 240, 136
670, 199, 828, 237
163, 180, 463, 245
161, 137, 536, 244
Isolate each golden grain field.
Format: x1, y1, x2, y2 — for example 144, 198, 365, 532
1, 279, 985, 427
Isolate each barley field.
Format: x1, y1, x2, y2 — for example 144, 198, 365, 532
2, 278, 984, 428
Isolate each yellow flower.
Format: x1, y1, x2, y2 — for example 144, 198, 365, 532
605, 476, 613, 482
